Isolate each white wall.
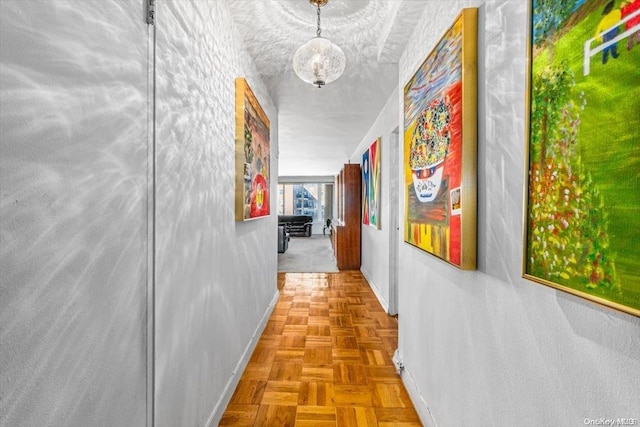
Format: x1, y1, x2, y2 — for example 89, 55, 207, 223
1, 1, 149, 425
392, 1, 640, 426
353, 0, 640, 425
0, 1, 278, 426
351, 87, 400, 312
154, 1, 278, 425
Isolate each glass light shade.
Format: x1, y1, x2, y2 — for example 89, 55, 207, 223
293, 36, 346, 88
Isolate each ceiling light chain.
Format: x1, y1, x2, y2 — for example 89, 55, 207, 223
292, 0, 346, 88
316, 3, 322, 38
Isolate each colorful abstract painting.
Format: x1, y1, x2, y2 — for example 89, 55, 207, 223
403, 9, 477, 270
524, 0, 640, 316
362, 138, 381, 229
362, 148, 370, 226
235, 78, 270, 221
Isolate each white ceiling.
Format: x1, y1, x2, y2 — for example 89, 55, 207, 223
227, 0, 429, 177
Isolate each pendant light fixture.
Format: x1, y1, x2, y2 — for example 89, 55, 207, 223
292, 0, 346, 88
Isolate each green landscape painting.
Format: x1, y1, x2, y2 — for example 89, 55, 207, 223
525, 0, 640, 316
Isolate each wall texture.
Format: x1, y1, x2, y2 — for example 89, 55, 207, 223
393, 1, 640, 426
154, 1, 278, 426
351, 87, 400, 313
0, 1, 149, 425
0, 1, 278, 426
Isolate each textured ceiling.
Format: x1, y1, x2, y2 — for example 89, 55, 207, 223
227, 0, 428, 177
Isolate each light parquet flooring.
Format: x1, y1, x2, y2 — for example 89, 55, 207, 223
220, 271, 421, 427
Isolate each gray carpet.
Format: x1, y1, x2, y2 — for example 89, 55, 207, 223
278, 235, 339, 273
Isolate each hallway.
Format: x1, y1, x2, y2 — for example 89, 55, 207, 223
220, 272, 420, 426
3, 1, 639, 425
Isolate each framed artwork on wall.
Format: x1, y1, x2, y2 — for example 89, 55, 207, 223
362, 137, 381, 229
523, 0, 640, 316
403, 8, 477, 270
235, 78, 270, 221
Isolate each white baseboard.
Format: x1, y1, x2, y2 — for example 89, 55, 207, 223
205, 289, 279, 427
401, 363, 437, 427
360, 266, 390, 313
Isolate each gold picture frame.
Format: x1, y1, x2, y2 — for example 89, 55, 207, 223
235, 78, 270, 221
403, 8, 478, 270
522, 0, 640, 317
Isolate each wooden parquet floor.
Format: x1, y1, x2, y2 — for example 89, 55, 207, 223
220, 271, 421, 427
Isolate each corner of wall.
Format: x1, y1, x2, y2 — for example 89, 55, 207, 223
206, 288, 279, 427
361, 266, 390, 313
400, 365, 437, 427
